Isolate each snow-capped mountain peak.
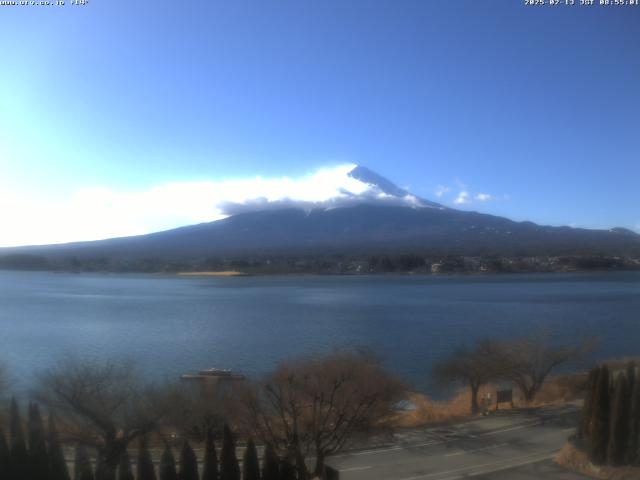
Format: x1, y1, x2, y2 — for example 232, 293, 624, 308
347, 165, 443, 209
218, 164, 440, 216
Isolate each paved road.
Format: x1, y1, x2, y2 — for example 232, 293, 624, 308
472, 460, 588, 479
326, 406, 588, 480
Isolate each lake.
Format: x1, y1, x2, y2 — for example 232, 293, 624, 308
0, 270, 639, 393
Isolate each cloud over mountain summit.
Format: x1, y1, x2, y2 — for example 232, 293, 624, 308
1, 164, 432, 247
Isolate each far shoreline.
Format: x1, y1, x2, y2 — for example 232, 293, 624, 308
176, 271, 247, 277
1, 267, 640, 278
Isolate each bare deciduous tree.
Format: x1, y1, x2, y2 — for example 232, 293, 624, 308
159, 380, 240, 442
243, 351, 405, 480
495, 332, 594, 403
35, 358, 166, 480
433, 340, 501, 415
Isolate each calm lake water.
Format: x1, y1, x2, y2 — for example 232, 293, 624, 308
0, 270, 639, 393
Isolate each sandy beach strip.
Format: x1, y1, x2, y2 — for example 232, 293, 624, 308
176, 271, 246, 277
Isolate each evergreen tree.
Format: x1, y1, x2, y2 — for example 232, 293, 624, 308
608, 374, 630, 465
242, 437, 260, 480
277, 457, 296, 480
28, 402, 51, 480
220, 425, 240, 480
74, 444, 95, 480
260, 444, 279, 480
159, 445, 178, 480
117, 451, 134, 480
9, 398, 30, 480
178, 441, 198, 480
137, 439, 157, 480
627, 362, 636, 395
95, 450, 108, 480
0, 427, 10, 480
48, 412, 71, 480
589, 365, 610, 464
201, 430, 219, 480
627, 371, 640, 465
579, 368, 599, 439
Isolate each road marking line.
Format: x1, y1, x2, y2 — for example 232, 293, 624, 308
562, 427, 575, 432
477, 421, 540, 436
340, 465, 372, 472
410, 441, 439, 447
332, 419, 551, 459
397, 450, 557, 480
444, 442, 508, 457
333, 440, 441, 458
466, 453, 555, 478
344, 446, 403, 456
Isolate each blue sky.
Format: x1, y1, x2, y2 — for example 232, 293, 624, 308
0, 1, 638, 246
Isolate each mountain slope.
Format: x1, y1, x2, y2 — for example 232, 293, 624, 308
2, 166, 639, 263
4, 204, 640, 261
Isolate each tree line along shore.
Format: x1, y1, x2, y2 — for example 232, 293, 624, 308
1, 252, 639, 275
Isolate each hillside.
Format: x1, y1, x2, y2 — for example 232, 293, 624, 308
2, 166, 639, 272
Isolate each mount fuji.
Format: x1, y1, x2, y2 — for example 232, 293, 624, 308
1, 165, 639, 269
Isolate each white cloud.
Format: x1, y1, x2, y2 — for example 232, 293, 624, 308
446, 179, 494, 206
475, 193, 493, 202
454, 178, 467, 190
0, 164, 425, 247
453, 190, 471, 205
434, 185, 450, 198
443, 180, 501, 207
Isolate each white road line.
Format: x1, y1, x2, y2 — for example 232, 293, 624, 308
332, 421, 545, 458
466, 453, 554, 477
477, 421, 540, 436
337, 446, 403, 457
412, 441, 439, 447
397, 450, 557, 480
340, 465, 372, 472
444, 442, 508, 457
333, 440, 441, 458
